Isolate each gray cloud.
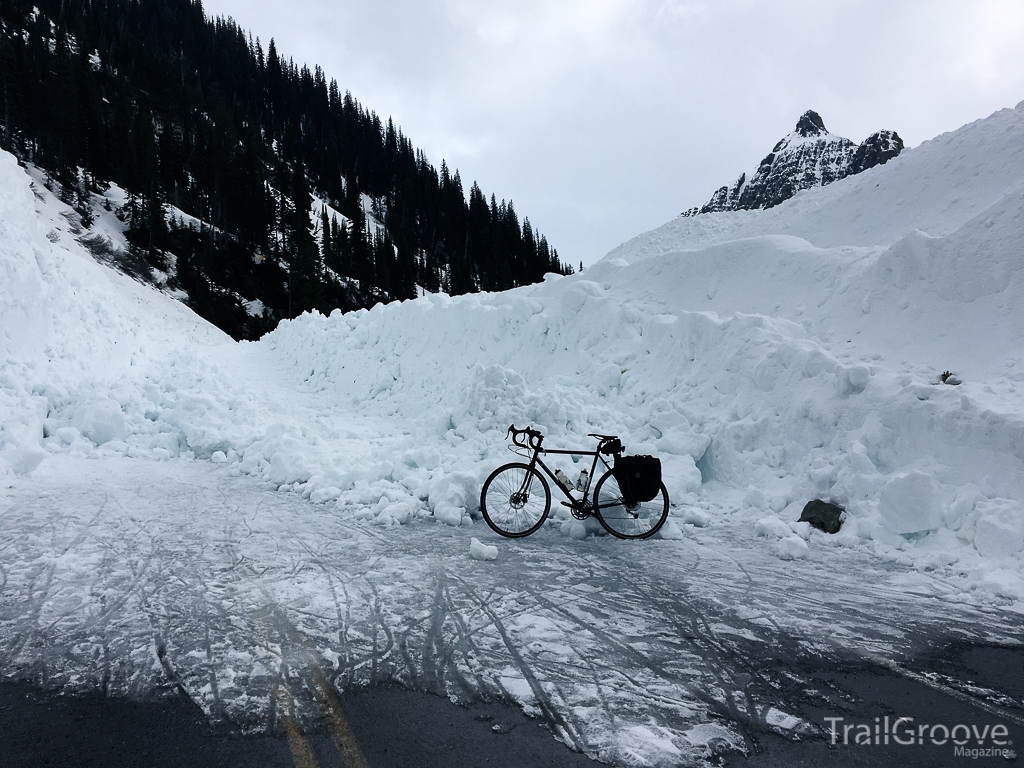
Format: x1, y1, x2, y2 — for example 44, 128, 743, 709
202, 0, 1024, 265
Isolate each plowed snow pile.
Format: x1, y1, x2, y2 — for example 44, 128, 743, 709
3, 102, 1024, 608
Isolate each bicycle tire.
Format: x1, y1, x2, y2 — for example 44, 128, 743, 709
592, 470, 669, 539
480, 462, 551, 538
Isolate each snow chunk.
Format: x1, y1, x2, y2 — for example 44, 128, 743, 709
378, 501, 414, 526
681, 507, 711, 527
775, 535, 809, 560
72, 400, 128, 446
682, 722, 742, 749
433, 504, 464, 527
789, 520, 812, 540
657, 518, 684, 539
469, 537, 498, 561
428, 474, 477, 522
879, 470, 943, 534
973, 498, 1024, 558
562, 520, 589, 540
765, 707, 803, 731
755, 515, 792, 539
981, 569, 1024, 602
0, 432, 47, 475
310, 486, 342, 503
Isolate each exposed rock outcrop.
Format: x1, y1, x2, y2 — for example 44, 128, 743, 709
683, 111, 904, 216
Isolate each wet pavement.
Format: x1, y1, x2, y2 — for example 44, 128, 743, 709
0, 679, 596, 767
2, 645, 1020, 767
725, 644, 1023, 767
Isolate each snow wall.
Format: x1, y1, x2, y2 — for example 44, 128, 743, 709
2, 101, 1024, 600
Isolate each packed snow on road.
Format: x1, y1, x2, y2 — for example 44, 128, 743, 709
2, 101, 1024, 766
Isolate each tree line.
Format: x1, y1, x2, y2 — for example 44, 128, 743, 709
0, 0, 571, 338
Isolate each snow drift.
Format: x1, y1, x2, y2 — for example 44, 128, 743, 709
2, 101, 1024, 605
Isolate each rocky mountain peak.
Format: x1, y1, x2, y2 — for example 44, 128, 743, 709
682, 111, 904, 217
795, 110, 828, 137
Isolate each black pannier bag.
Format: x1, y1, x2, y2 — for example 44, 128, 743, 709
614, 455, 662, 504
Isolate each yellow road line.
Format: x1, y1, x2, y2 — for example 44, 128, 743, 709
257, 606, 370, 768
284, 716, 322, 768
276, 684, 321, 768
308, 664, 371, 768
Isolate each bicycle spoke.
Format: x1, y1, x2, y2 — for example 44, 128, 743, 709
593, 471, 668, 539
480, 463, 551, 538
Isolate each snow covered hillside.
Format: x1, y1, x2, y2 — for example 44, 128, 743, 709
4, 101, 1024, 602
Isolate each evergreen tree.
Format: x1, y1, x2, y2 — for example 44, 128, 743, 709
125, 108, 167, 263
286, 159, 322, 316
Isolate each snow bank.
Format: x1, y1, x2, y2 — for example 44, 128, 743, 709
240, 201, 1023, 589
2, 99, 1024, 606
0, 151, 232, 479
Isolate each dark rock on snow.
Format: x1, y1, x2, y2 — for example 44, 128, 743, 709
798, 499, 845, 534
682, 110, 904, 216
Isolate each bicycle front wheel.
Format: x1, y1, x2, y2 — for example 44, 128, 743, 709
480, 463, 551, 538
593, 470, 669, 539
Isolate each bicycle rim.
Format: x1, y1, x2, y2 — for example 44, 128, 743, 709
481, 463, 550, 537
593, 471, 669, 539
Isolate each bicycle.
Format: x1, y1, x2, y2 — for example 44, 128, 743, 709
479, 425, 670, 539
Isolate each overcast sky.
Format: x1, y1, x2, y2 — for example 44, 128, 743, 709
200, 0, 1024, 267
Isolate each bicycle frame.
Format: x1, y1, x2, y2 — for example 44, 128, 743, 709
511, 434, 616, 512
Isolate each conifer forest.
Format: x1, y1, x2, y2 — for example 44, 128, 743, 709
0, 0, 572, 338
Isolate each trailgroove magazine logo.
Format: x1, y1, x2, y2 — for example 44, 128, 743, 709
824, 716, 1016, 759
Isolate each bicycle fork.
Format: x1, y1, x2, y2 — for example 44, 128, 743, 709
511, 463, 541, 508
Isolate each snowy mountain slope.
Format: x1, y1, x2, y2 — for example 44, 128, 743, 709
0, 157, 229, 369
589, 183, 1024, 385
615, 100, 1024, 258
0, 152, 232, 474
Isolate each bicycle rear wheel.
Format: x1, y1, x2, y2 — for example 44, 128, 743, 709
480, 463, 551, 537
592, 470, 669, 539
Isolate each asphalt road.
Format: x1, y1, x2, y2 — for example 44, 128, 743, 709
0, 680, 596, 768
725, 643, 1023, 767
1, 644, 1020, 767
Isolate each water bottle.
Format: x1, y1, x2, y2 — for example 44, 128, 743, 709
575, 470, 589, 491
554, 469, 573, 493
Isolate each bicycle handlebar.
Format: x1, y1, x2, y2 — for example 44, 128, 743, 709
506, 425, 622, 455
507, 424, 544, 450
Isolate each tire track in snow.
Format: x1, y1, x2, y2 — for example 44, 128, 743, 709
531, 549, 760, 753
452, 574, 589, 754
526, 587, 706, 708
